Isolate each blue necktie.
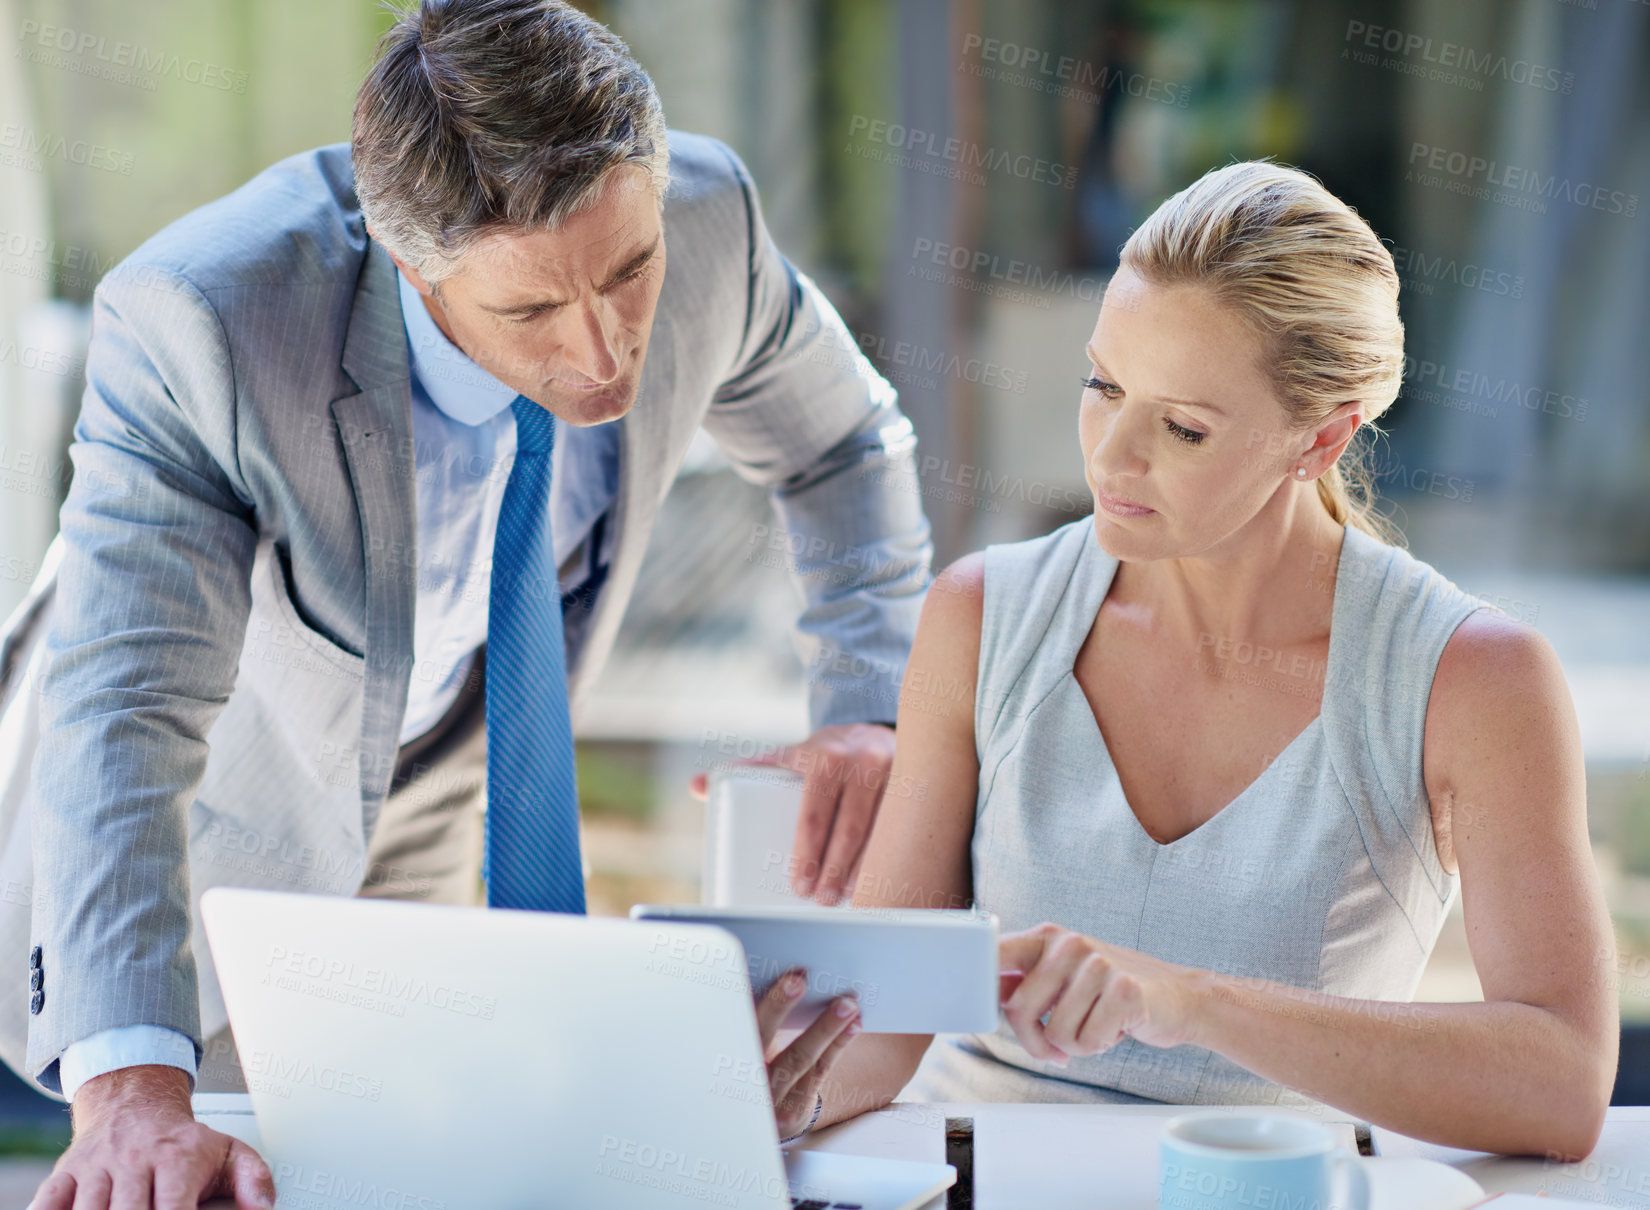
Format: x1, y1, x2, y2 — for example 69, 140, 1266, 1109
483, 395, 586, 913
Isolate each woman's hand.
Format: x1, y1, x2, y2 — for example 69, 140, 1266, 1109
998, 923, 1203, 1064
754, 967, 862, 1139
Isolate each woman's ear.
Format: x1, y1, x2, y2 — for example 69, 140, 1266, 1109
1319, 402, 1364, 465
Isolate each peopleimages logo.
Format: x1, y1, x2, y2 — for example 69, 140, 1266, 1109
0, 228, 120, 277
274, 1163, 446, 1210
1343, 19, 1574, 94
16, 19, 249, 93
263, 946, 498, 1019
1388, 243, 1524, 300
0, 123, 135, 175
959, 32, 1192, 108
1406, 142, 1638, 217
1402, 355, 1589, 422
595, 1136, 791, 1202
243, 1049, 382, 1102
910, 237, 1108, 304
0, 340, 82, 378
847, 115, 1078, 190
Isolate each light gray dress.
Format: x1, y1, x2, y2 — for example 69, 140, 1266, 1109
901, 516, 1496, 1106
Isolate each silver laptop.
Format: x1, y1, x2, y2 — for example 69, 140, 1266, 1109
201, 887, 955, 1209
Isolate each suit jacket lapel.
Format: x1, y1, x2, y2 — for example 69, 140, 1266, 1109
331, 238, 416, 837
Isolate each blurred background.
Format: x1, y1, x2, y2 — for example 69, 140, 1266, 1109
1, 0, 1647, 1173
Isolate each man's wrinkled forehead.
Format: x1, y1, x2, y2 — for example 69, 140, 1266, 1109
444, 166, 664, 299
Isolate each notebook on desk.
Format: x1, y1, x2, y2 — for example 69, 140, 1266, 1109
200, 887, 955, 1210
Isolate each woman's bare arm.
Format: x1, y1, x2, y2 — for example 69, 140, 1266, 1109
815, 553, 987, 1128
1181, 610, 1618, 1156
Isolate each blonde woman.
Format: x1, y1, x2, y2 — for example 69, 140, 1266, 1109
813, 161, 1617, 1156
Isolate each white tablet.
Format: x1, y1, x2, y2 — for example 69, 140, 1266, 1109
628, 903, 1000, 1034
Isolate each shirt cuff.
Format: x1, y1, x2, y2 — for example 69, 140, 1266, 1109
59, 1025, 198, 1103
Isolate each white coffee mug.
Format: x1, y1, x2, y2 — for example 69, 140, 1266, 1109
1160, 1110, 1370, 1210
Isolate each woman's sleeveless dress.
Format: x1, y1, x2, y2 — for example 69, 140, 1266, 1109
901, 517, 1497, 1106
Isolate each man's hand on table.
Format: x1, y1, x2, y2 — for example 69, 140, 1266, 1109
31, 1065, 274, 1210
689, 721, 898, 906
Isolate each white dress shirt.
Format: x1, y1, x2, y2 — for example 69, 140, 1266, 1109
57, 268, 621, 1101
395, 268, 619, 741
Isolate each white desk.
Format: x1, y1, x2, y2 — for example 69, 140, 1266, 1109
1371, 1107, 1650, 1208
895, 1102, 1360, 1209
193, 1096, 1650, 1209
190, 1094, 953, 1210
802, 1102, 1650, 1209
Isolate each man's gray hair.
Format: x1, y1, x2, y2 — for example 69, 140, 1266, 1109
352, 0, 669, 285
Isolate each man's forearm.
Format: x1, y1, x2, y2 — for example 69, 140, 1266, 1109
70, 1064, 195, 1132
700, 140, 933, 734
26, 265, 256, 1089
769, 408, 933, 733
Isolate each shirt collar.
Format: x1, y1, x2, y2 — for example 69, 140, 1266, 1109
397, 267, 518, 426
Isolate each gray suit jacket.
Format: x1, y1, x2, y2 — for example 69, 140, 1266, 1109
0, 132, 932, 1093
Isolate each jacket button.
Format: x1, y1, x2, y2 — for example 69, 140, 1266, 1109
29, 990, 43, 1015
28, 946, 40, 970
29, 969, 42, 992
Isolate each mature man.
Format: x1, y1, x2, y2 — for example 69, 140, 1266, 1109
0, 0, 932, 1205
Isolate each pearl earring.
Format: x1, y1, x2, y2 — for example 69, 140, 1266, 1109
1295, 467, 1307, 479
